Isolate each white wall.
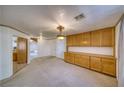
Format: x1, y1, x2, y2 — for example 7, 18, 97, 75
115, 21, 121, 80
0, 28, 2, 80
56, 38, 66, 59
69, 47, 113, 56
37, 36, 56, 57
116, 18, 124, 87
0, 26, 30, 80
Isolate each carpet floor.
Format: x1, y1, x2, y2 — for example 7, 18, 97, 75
1, 57, 117, 87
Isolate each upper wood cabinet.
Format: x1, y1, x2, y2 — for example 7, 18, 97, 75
91, 30, 101, 46
81, 32, 91, 46
66, 27, 115, 47
67, 35, 71, 46
100, 27, 115, 47
75, 34, 82, 46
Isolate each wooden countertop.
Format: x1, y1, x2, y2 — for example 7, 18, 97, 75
65, 51, 116, 59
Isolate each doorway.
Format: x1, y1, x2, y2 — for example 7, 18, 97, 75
12, 36, 28, 74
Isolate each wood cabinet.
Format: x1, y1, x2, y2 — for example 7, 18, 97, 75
75, 34, 82, 46
91, 30, 101, 46
64, 52, 68, 62
75, 54, 90, 68
64, 52, 75, 64
67, 36, 73, 46
90, 57, 101, 72
67, 36, 71, 46
101, 28, 115, 47
64, 52, 116, 77
102, 58, 116, 76
66, 27, 115, 47
75, 54, 81, 65
81, 32, 91, 46
80, 55, 90, 68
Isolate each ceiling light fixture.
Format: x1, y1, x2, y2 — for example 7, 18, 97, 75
57, 25, 65, 40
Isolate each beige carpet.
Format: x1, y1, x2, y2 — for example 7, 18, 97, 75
1, 57, 117, 87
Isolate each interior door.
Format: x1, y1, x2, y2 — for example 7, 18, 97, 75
17, 37, 28, 64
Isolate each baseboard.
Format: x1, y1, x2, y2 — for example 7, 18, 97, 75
0, 76, 13, 86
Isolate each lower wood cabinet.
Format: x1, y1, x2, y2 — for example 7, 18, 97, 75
80, 55, 90, 68
75, 54, 89, 68
74, 54, 81, 65
64, 52, 116, 77
64, 52, 75, 64
90, 57, 102, 72
101, 58, 116, 76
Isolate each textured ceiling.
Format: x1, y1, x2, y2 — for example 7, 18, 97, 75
0, 5, 124, 37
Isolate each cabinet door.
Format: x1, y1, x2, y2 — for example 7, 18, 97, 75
90, 57, 102, 72
68, 53, 75, 64
72, 35, 76, 46
91, 30, 101, 46
64, 52, 68, 62
64, 52, 74, 64
80, 55, 90, 68
67, 36, 71, 46
75, 34, 82, 46
65, 52, 74, 63
75, 54, 90, 68
101, 28, 115, 47
74, 54, 81, 65
102, 58, 116, 76
81, 32, 91, 46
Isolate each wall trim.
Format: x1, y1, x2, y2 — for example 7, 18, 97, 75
0, 24, 30, 35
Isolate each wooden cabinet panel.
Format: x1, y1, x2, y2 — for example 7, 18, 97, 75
64, 52, 75, 64
64, 52, 68, 62
69, 53, 75, 64
91, 30, 101, 46
75, 34, 82, 46
102, 58, 116, 76
65, 52, 116, 77
67, 35, 75, 46
71, 35, 76, 46
66, 27, 115, 47
67, 36, 71, 46
75, 54, 89, 68
74, 54, 81, 65
101, 28, 115, 47
80, 55, 90, 68
90, 57, 102, 72
81, 32, 91, 46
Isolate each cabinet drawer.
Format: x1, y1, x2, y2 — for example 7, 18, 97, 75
90, 57, 102, 72
102, 58, 116, 76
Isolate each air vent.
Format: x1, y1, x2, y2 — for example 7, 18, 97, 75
74, 13, 85, 21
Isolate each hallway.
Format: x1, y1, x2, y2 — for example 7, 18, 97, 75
1, 57, 117, 87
